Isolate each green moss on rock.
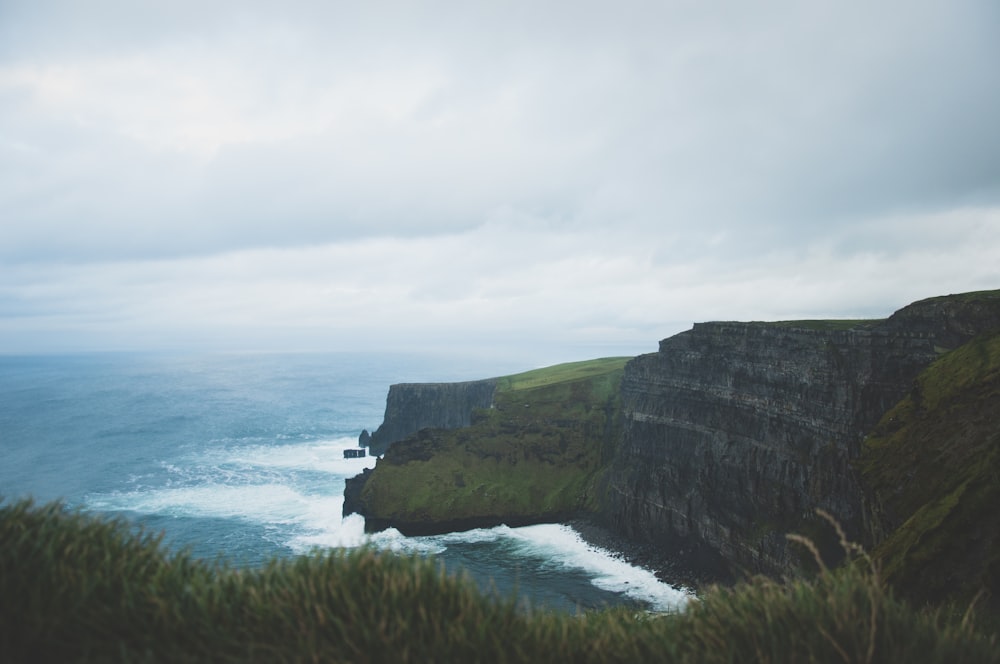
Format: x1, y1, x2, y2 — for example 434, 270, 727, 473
356, 358, 629, 533
861, 331, 1000, 608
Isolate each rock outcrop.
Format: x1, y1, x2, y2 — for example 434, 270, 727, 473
344, 359, 629, 534
362, 379, 498, 455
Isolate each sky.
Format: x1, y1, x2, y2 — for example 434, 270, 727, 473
1, 0, 999, 364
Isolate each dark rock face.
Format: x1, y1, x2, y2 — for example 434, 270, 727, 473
343, 467, 373, 518
363, 379, 498, 455
599, 291, 1000, 578
882, 291, 1000, 350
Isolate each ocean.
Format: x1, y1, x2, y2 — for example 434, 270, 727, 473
0, 351, 689, 613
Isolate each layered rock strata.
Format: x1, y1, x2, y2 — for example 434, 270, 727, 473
600, 291, 1000, 578
362, 379, 497, 455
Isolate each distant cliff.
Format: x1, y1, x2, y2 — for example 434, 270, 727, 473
599, 321, 929, 578
362, 379, 498, 455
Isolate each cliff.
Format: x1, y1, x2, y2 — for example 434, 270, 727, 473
363, 379, 498, 455
599, 290, 1000, 579
344, 358, 628, 534
346, 289, 1000, 596
859, 328, 1000, 609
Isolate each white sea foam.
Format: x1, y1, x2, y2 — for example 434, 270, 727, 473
87, 438, 377, 551
414, 522, 691, 611
87, 437, 446, 559
288, 512, 369, 550
86, 436, 689, 612
88, 483, 332, 525
289, 518, 446, 556
200, 437, 378, 476
430, 526, 509, 545
504, 523, 691, 612
369, 528, 446, 555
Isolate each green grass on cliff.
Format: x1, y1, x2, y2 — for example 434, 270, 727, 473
493, 357, 631, 393
2, 498, 998, 662
767, 319, 882, 331
911, 288, 1000, 306
357, 358, 629, 528
860, 330, 1000, 609
359, 425, 599, 525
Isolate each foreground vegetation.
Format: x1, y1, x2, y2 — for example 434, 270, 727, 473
2, 498, 998, 662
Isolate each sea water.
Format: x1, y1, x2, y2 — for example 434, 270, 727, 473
0, 352, 689, 613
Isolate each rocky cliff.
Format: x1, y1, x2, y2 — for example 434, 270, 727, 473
345, 358, 629, 534
859, 328, 1000, 609
346, 289, 1000, 589
599, 290, 1000, 579
362, 379, 498, 455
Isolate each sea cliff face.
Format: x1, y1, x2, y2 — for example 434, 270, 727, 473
363, 379, 497, 455
344, 359, 628, 534
600, 292, 1000, 578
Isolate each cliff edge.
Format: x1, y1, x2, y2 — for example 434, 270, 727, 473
362, 379, 498, 455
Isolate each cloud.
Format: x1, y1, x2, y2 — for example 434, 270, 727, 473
2, 208, 997, 358
0, 0, 998, 355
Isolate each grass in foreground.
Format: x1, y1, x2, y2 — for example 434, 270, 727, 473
1, 498, 997, 663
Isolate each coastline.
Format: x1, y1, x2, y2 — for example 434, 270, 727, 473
566, 516, 729, 597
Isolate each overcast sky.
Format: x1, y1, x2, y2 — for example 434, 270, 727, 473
1, 0, 998, 364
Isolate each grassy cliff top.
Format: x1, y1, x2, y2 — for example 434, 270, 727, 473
767, 319, 883, 331
911, 288, 1000, 305
356, 357, 631, 530
700, 319, 883, 332
494, 356, 631, 393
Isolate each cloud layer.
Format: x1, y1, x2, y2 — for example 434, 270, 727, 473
2, 0, 999, 360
